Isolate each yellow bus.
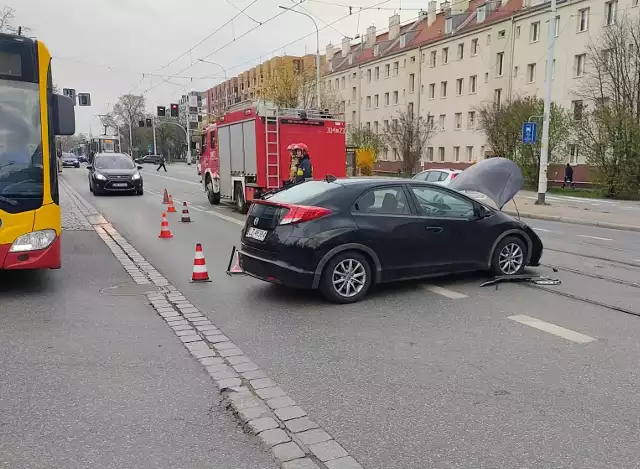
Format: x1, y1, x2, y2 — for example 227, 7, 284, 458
0, 33, 75, 270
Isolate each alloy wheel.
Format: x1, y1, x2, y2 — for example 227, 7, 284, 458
498, 242, 524, 275
332, 258, 366, 298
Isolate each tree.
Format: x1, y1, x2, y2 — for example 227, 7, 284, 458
0, 6, 30, 34
573, 14, 640, 197
475, 95, 574, 187
347, 124, 385, 175
110, 95, 146, 154
381, 110, 435, 176
258, 68, 343, 112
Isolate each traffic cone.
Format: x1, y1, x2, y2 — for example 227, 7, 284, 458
162, 189, 170, 204
180, 202, 192, 223
167, 195, 177, 213
191, 243, 212, 282
226, 246, 245, 275
158, 212, 174, 239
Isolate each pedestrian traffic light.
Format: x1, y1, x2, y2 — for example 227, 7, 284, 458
146, 118, 153, 127
138, 120, 145, 128
157, 106, 166, 117
170, 103, 179, 118
78, 93, 91, 106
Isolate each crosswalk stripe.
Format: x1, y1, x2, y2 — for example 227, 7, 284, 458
508, 315, 596, 344
425, 285, 468, 299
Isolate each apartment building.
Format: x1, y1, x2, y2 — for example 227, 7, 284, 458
203, 54, 323, 118
325, 0, 637, 177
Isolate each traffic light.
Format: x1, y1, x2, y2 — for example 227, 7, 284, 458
146, 118, 152, 128
138, 120, 145, 128
170, 103, 179, 118
157, 106, 166, 117
78, 93, 91, 106
63, 88, 76, 104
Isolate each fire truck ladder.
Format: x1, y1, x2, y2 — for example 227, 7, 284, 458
264, 106, 280, 189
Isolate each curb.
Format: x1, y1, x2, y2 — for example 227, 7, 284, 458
503, 210, 640, 233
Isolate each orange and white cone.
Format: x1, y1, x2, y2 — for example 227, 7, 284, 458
158, 212, 174, 239
167, 195, 177, 213
180, 202, 192, 223
191, 243, 212, 282
162, 188, 170, 204
226, 246, 245, 275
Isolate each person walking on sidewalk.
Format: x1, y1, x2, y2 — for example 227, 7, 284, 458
562, 163, 574, 188
156, 154, 167, 172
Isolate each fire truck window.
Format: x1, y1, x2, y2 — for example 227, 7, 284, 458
210, 133, 216, 148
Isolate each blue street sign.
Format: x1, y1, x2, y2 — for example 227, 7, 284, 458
522, 122, 537, 144
148, 144, 153, 154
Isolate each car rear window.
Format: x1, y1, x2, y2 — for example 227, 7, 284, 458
267, 181, 342, 205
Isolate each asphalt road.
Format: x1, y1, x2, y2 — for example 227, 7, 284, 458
60, 164, 640, 469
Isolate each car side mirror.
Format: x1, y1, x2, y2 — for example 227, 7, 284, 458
137, 165, 143, 170
474, 204, 492, 219
52, 94, 76, 136
86, 166, 92, 170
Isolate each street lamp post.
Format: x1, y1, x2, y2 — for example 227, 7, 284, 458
278, 5, 321, 109
198, 59, 229, 115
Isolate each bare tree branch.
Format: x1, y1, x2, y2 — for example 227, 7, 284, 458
381, 110, 435, 176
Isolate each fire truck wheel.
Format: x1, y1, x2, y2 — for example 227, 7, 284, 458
205, 176, 221, 205
235, 184, 248, 214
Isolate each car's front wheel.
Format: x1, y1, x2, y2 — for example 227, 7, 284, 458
491, 236, 527, 276
319, 251, 373, 304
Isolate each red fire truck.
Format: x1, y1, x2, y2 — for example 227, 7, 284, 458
200, 101, 346, 213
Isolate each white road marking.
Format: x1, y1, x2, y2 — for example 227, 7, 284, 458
142, 171, 201, 186
425, 285, 468, 299
508, 315, 596, 344
633, 259, 640, 263
576, 235, 613, 241
147, 188, 244, 226
533, 228, 558, 233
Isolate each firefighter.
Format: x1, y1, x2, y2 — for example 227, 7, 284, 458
294, 143, 313, 183
287, 143, 300, 184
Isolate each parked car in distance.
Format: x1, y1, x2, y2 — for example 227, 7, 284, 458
238, 158, 542, 304
77, 154, 88, 163
88, 153, 144, 196
62, 153, 80, 168
135, 154, 162, 165
412, 168, 462, 186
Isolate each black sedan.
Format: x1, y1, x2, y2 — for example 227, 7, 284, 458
238, 158, 543, 304
62, 153, 80, 168
88, 153, 144, 196
135, 154, 162, 165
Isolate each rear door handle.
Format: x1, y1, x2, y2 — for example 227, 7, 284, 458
425, 226, 443, 233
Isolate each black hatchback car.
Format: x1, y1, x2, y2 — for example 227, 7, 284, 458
88, 153, 144, 196
239, 158, 543, 304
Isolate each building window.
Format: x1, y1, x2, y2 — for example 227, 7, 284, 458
575, 54, 586, 77
442, 48, 449, 64
366, 122, 371, 130
453, 146, 460, 161
385, 64, 390, 77
527, 63, 536, 83
392, 119, 398, 130
487, 34, 491, 45
427, 147, 434, 162
427, 115, 434, 129
496, 52, 504, 76
469, 75, 477, 93
572, 100, 584, 120
516, 25, 521, 37
393, 61, 399, 76
457, 43, 464, 60
384, 92, 390, 105
409, 73, 415, 93
445, 17, 453, 34
341, 76, 345, 89
467, 111, 476, 128
440, 81, 448, 98
456, 78, 463, 96
578, 8, 589, 32
374, 94, 379, 108
393, 91, 399, 104
605, 0, 618, 26
374, 67, 380, 80
494, 88, 502, 107
569, 144, 579, 164
480, 145, 485, 158
408, 102, 414, 118
554, 15, 560, 37
438, 147, 445, 162
352, 87, 357, 101
410, 55, 416, 63
428, 83, 435, 99
454, 113, 462, 130
366, 69, 371, 82
471, 38, 478, 56
430, 50, 437, 67
366, 96, 371, 109
466, 146, 474, 162
498, 29, 506, 38
439, 114, 446, 130
351, 110, 356, 123
531, 21, 540, 42
484, 72, 489, 83
384, 120, 389, 130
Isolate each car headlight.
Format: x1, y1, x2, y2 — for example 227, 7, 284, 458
132, 173, 141, 180
9, 229, 57, 253
95, 172, 107, 180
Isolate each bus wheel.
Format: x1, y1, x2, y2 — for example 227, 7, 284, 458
235, 184, 248, 214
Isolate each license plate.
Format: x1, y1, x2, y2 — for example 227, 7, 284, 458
113, 183, 128, 188
246, 227, 268, 241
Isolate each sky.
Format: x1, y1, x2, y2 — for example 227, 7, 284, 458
11, 0, 427, 135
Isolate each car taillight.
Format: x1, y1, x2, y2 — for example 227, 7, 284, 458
279, 204, 332, 225
450, 173, 458, 179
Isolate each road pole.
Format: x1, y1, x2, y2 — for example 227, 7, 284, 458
128, 121, 133, 158
152, 117, 158, 155
186, 119, 192, 165
536, 0, 558, 205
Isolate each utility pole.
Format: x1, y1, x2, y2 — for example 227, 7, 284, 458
152, 117, 158, 155
536, 0, 558, 205
128, 121, 133, 158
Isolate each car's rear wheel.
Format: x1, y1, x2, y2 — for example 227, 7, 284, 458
491, 236, 527, 276
320, 251, 372, 304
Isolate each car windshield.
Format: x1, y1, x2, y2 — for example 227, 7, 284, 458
267, 181, 341, 205
0, 80, 43, 212
95, 154, 135, 170
63, 153, 75, 158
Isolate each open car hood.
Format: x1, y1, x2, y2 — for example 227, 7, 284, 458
449, 157, 523, 210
